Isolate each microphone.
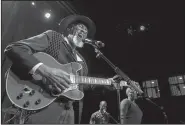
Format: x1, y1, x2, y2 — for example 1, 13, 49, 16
103, 109, 109, 115
83, 38, 105, 48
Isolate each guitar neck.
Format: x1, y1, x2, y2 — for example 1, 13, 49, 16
70, 75, 112, 86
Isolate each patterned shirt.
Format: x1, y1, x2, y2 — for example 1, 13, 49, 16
90, 110, 110, 124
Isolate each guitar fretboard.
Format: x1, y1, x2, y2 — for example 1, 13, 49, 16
70, 75, 112, 85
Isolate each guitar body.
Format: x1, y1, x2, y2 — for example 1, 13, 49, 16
6, 52, 84, 111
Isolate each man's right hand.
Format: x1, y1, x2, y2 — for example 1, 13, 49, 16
35, 64, 71, 93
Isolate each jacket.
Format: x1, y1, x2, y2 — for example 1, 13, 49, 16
4, 30, 88, 123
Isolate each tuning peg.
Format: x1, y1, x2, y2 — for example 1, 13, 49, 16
113, 75, 122, 81
120, 81, 128, 87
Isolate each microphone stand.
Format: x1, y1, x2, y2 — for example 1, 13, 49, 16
145, 98, 168, 124
89, 43, 168, 124
180, 120, 185, 124
90, 44, 136, 123
107, 113, 119, 124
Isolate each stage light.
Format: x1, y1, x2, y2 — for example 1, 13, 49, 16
179, 77, 182, 80
151, 81, 155, 84
45, 13, 51, 19
140, 25, 145, 31
31, 2, 35, 6
183, 86, 185, 89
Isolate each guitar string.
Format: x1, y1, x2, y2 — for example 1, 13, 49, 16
73, 75, 111, 85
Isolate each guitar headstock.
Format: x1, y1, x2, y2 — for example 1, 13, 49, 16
127, 80, 142, 89
126, 80, 144, 95
110, 80, 128, 90
120, 80, 128, 87
112, 80, 139, 87
111, 80, 142, 92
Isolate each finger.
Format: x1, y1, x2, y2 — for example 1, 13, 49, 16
50, 78, 66, 90
44, 77, 53, 85
55, 86, 62, 93
47, 77, 64, 92
54, 69, 69, 77
46, 74, 70, 89
55, 80, 67, 90
42, 77, 47, 84
62, 75, 72, 85
58, 78, 70, 88
50, 81, 62, 93
51, 72, 71, 86
48, 85, 53, 90
51, 86, 62, 96
111, 79, 115, 83
43, 77, 53, 86
60, 70, 69, 76
54, 72, 71, 85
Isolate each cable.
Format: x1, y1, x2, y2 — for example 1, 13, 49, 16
2, 105, 13, 123
56, 109, 69, 123
4, 113, 18, 124
1, 56, 7, 104
108, 113, 119, 124
1, 56, 6, 68
3, 107, 19, 124
145, 98, 169, 124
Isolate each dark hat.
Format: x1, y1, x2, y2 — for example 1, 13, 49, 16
59, 15, 96, 38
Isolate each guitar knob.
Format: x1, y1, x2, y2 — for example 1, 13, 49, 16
23, 87, 30, 91
16, 93, 23, 100
35, 99, 41, 105
23, 101, 30, 108
29, 90, 35, 96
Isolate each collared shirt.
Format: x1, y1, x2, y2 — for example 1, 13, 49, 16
90, 110, 110, 124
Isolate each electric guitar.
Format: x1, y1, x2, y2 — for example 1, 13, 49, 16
6, 52, 128, 111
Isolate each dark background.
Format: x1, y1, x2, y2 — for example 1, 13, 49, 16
1, 0, 185, 124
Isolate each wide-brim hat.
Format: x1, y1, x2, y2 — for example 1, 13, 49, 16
59, 15, 96, 38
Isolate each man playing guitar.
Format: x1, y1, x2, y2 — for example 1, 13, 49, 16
4, 15, 105, 124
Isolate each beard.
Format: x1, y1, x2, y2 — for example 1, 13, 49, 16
72, 35, 84, 48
